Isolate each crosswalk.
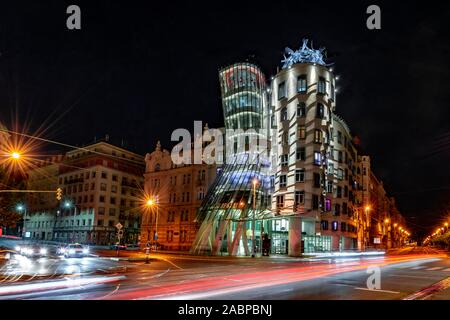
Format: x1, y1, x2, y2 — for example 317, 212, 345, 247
395, 265, 450, 272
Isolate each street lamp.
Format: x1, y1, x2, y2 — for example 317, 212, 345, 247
11, 151, 21, 160
16, 204, 27, 237
64, 201, 78, 243
145, 197, 159, 251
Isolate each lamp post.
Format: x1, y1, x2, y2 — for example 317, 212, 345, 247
16, 204, 27, 237
146, 197, 159, 252
251, 178, 258, 258
64, 201, 77, 243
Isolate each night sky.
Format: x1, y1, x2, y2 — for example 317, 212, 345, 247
1, 1, 449, 237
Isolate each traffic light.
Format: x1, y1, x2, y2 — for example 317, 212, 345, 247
56, 187, 63, 201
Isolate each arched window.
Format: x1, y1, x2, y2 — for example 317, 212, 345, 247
154, 163, 160, 171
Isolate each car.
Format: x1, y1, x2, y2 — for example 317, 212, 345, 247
60, 244, 89, 258
18, 244, 49, 258
125, 244, 140, 251
110, 243, 127, 250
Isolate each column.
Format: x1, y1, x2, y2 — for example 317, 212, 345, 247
288, 216, 302, 257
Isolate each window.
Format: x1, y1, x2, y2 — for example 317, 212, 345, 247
166, 230, 174, 242
313, 173, 321, 188
344, 186, 348, 198
295, 191, 305, 205
326, 181, 333, 193
314, 129, 322, 143
101, 172, 107, 179
280, 154, 288, 167
282, 132, 289, 145
84, 183, 89, 191
91, 183, 95, 190
314, 152, 321, 165
99, 195, 105, 203
109, 208, 116, 216
312, 195, 319, 210
276, 195, 284, 208
337, 186, 342, 198
334, 204, 341, 216
110, 197, 116, 205
321, 220, 329, 230
331, 83, 335, 100
298, 126, 306, 139
338, 151, 343, 163
337, 169, 343, 180
297, 75, 307, 93
295, 169, 305, 182
281, 107, 288, 121
279, 175, 287, 188
112, 175, 118, 182
271, 114, 276, 128
325, 198, 331, 211
98, 207, 105, 215
297, 103, 306, 117
92, 171, 96, 178
100, 183, 107, 191
97, 219, 104, 226
111, 185, 117, 193
278, 81, 286, 99
341, 222, 347, 232
296, 147, 306, 161
318, 77, 326, 94
342, 202, 348, 215
337, 131, 342, 144
90, 194, 94, 202
331, 221, 339, 231
316, 103, 324, 119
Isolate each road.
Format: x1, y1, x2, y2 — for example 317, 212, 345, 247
1, 246, 449, 300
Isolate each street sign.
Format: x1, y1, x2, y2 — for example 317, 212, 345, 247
115, 222, 123, 230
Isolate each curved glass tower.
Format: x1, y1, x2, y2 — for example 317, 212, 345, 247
190, 62, 273, 256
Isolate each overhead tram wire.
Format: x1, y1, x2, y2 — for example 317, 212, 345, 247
0, 128, 144, 166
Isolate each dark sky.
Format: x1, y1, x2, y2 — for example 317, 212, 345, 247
1, 1, 449, 237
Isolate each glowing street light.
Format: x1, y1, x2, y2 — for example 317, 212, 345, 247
365, 206, 371, 211
11, 151, 21, 160
146, 198, 155, 207
384, 218, 390, 224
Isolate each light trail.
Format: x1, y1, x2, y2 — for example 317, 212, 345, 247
103, 254, 445, 300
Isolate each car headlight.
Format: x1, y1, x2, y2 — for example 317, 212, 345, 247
15, 246, 21, 251
26, 248, 33, 255
68, 249, 75, 254
40, 248, 47, 255
82, 248, 89, 254
60, 248, 66, 254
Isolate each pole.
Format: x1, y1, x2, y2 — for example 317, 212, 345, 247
72, 206, 77, 243
252, 182, 256, 258
155, 205, 159, 253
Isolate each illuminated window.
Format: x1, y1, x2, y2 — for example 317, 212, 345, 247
314, 152, 321, 165
298, 126, 306, 139
325, 198, 331, 211
321, 220, 329, 230
314, 129, 323, 143
332, 221, 338, 231
327, 181, 333, 193
297, 75, 307, 93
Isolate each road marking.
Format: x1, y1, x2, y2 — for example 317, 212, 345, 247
353, 287, 400, 294
403, 277, 450, 300
426, 267, 444, 271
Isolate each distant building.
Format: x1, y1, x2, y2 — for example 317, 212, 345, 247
142, 141, 217, 251
24, 141, 145, 245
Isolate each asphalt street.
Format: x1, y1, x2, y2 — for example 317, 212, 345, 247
1, 245, 449, 300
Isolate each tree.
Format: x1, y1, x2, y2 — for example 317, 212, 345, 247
0, 166, 25, 229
